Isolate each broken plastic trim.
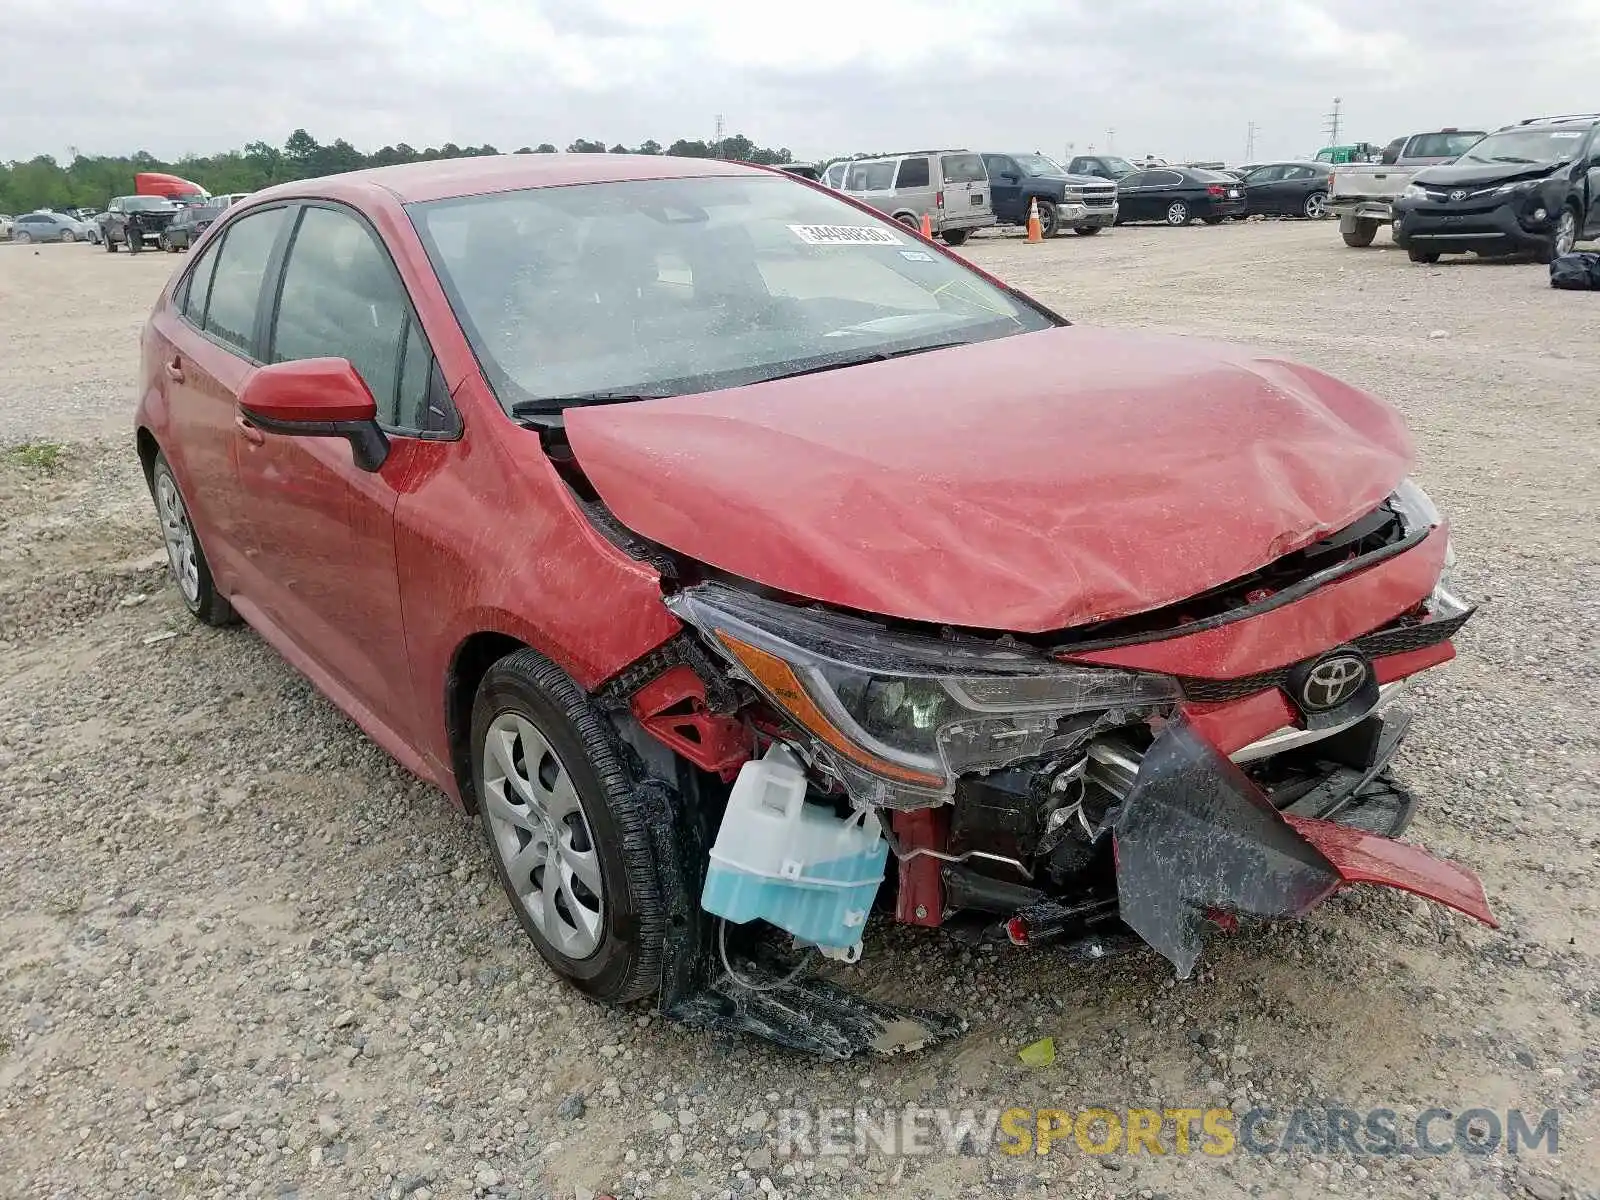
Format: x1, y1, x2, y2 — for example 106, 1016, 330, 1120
1110, 717, 1494, 979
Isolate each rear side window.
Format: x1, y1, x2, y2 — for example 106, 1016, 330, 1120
269, 205, 433, 431
203, 207, 289, 356
179, 241, 221, 322
940, 154, 986, 183
1119, 171, 1147, 187
1146, 170, 1184, 187
894, 157, 930, 189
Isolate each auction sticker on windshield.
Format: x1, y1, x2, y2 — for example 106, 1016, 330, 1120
789, 224, 903, 245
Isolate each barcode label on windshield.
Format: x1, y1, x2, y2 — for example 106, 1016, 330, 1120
789, 224, 902, 245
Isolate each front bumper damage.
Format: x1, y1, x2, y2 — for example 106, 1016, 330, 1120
1110, 716, 1493, 980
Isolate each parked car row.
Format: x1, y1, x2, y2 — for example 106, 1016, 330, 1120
1328, 114, 1600, 263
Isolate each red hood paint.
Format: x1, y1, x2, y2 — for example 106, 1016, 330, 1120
566, 328, 1414, 633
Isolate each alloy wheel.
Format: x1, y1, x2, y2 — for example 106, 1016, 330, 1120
154, 471, 200, 604
481, 712, 605, 959
1166, 201, 1189, 226
1304, 192, 1328, 219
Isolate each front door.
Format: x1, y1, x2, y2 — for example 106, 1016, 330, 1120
1243, 165, 1287, 214
231, 202, 440, 745
982, 154, 1024, 223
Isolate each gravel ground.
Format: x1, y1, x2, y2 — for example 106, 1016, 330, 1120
0, 224, 1595, 1200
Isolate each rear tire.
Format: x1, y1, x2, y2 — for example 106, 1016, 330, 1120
1303, 191, 1329, 219
1165, 200, 1191, 226
1340, 215, 1379, 247
59, 230, 74, 243
473, 650, 666, 1006
13, 231, 29, 245
940, 228, 970, 246
1407, 248, 1440, 263
1201, 215, 1224, 225
149, 452, 235, 626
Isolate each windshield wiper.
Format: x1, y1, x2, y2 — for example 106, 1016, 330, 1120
1486, 155, 1538, 164
753, 338, 975, 385
509, 389, 673, 422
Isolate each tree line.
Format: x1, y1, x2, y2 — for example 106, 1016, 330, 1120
0, 128, 797, 214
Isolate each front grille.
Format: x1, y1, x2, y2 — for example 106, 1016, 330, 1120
1177, 609, 1472, 703
1082, 192, 1116, 207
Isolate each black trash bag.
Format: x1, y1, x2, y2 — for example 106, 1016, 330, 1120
1549, 251, 1600, 290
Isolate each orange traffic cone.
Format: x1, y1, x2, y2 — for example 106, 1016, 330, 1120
1026, 197, 1043, 243
920, 211, 933, 239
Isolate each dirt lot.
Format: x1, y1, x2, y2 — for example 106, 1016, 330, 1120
0, 224, 1595, 1200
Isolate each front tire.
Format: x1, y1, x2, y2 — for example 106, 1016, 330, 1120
1543, 206, 1579, 263
59, 230, 74, 243
1165, 200, 1191, 226
1407, 248, 1440, 263
12, 231, 30, 245
473, 650, 666, 1006
940, 228, 970, 246
1073, 225, 1102, 235
150, 452, 234, 625
1034, 199, 1059, 237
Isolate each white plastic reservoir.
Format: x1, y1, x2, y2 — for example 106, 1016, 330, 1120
701, 744, 888, 956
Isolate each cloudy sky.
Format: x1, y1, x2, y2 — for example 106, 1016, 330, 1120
5, 0, 1598, 165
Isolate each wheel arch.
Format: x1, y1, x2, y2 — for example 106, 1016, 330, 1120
445, 630, 530, 813
135, 426, 160, 486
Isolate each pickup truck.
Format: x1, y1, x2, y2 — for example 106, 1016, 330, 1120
1326, 129, 1486, 246
99, 195, 181, 253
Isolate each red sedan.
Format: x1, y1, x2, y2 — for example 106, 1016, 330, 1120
136, 154, 1491, 1057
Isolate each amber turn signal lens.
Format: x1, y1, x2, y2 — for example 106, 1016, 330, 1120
716, 633, 946, 788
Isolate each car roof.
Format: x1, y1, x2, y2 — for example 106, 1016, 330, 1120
246, 153, 768, 207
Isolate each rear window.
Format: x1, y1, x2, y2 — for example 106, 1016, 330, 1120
409, 175, 1054, 412
1407, 132, 1485, 158
940, 154, 986, 183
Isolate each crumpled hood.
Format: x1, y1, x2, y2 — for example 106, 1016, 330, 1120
1411, 161, 1562, 189
564, 327, 1414, 633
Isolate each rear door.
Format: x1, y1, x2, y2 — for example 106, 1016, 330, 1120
939, 153, 991, 227
233, 201, 452, 742
150, 204, 293, 587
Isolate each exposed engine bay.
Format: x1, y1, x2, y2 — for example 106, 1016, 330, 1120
585, 480, 1495, 1058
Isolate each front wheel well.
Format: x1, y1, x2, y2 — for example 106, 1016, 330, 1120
445, 631, 528, 812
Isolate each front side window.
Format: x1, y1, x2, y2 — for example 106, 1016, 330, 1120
203, 207, 289, 356
844, 161, 894, 191
824, 163, 846, 189
180, 241, 221, 322
270, 205, 432, 430
409, 175, 1054, 412
1245, 165, 1286, 183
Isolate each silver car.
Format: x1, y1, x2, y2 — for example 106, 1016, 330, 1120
8, 211, 93, 244
834, 150, 996, 246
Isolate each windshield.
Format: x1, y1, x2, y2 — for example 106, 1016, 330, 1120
1014, 153, 1064, 176
1458, 127, 1587, 165
1407, 132, 1486, 158
124, 196, 176, 212
409, 175, 1054, 411
1100, 157, 1135, 176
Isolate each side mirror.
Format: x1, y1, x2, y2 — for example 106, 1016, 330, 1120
237, 357, 389, 472
1001, 171, 1020, 183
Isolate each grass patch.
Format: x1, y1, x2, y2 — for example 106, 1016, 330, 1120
4, 441, 64, 474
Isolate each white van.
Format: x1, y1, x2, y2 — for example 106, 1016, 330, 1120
830, 150, 995, 245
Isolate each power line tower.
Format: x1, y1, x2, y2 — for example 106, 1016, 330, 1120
712, 113, 725, 157
1105, 127, 1116, 152
1323, 97, 1342, 147
1245, 122, 1258, 161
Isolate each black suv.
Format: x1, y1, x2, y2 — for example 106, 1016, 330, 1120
1392, 114, 1600, 263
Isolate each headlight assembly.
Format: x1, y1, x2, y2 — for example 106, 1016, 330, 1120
1401, 183, 1428, 200
667, 584, 1180, 809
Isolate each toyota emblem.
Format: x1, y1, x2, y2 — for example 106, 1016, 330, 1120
1299, 654, 1369, 712
1449, 189, 1468, 202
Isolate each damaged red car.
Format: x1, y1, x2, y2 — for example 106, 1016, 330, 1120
135, 154, 1493, 1058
